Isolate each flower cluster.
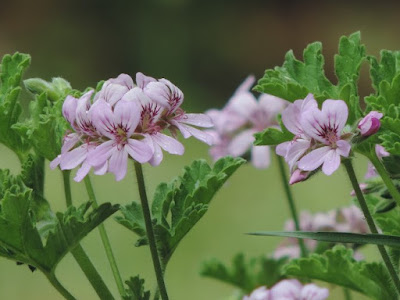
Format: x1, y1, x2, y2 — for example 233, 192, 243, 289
206, 75, 287, 169
51, 73, 213, 181
276, 94, 384, 182
273, 205, 368, 259
243, 279, 329, 300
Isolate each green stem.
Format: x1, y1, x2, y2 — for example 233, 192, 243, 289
343, 159, 400, 295
62, 172, 115, 300
343, 287, 352, 300
275, 154, 308, 257
134, 161, 169, 300
46, 273, 76, 300
368, 150, 400, 207
84, 176, 126, 298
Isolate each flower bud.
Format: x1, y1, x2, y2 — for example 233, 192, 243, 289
358, 111, 383, 137
289, 169, 309, 185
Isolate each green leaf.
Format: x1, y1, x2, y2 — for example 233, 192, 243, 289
200, 253, 288, 293
0, 170, 119, 273
116, 156, 245, 268
368, 50, 400, 92
284, 246, 396, 300
24, 77, 72, 102
0, 53, 31, 158
249, 230, 400, 248
123, 276, 150, 300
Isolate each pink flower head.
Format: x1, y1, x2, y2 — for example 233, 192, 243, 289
87, 99, 152, 180
269, 280, 329, 300
289, 169, 310, 185
297, 100, 351, 175
95, 74, 135, 106
207, 75, 287, 169
243, 286, 270, 300
358, 111, 383, 137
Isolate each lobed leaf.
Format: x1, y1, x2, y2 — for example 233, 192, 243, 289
123, 276, 151, 300
116, 156, 245, 268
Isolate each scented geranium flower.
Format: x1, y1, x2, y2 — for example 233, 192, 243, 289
87, 99, 152, 180
243, 280, 329, 300
365, 144, 390, 179
274, 206, 367, 259
94, 73, 135, 106
358, 111, 383, 137
207, 75, 287, 169
276, 94, 317, 172
297, 100, 351, 175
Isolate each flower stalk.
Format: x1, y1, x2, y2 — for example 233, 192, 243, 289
83, 176, 126, 298
134, 161, 169, 300
275, 153, 308, 257
343, 159, 400, 295
62, 171, 115, 300
46, 273, 76, 300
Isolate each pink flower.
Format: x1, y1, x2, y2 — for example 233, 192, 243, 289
297, 100, 351, 175
87, 99, 152, 181
269, 280, 329, 300
358, 111, 383, 137
95, 74, 135, 106
207, 75, 287, 169
243, 286, 269, 300
289, 169, 310, 185
365, 144, 390, 179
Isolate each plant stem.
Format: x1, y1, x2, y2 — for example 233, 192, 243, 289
61, 171, 115, 300
368, 150, 400, 207
134, 161, 169, 300
343, 159, 400, 295
343, 287, 352, 300
275, 154, 308, 257
46, 273, 76, 300
84, 176, 126, 298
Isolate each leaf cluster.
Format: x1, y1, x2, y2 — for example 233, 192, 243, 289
116, 156, 245, 268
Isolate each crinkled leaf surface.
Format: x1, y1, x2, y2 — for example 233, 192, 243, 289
200, 253, 288, 293
123, 276, 151, 300
0, 53, 31, 158
0, 170, 118, 273
284, 246, 396, 300
116, 156, 245, 268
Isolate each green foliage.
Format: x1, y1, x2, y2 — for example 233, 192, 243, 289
254, 32, 365, 123
284, 246, 396, 300
116, 156, 245, 268
0, 53, 31, 159
24, 77, 73, 102
123, 276, 151, 300
254, 116, 293, 146
200, 253, 288, 293
0, 169, 118, 273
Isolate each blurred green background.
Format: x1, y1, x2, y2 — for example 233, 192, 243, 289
1, 0, 399, 299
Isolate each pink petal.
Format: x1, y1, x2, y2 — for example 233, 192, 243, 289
75, 90, 94, 131
110, 73, 134, 88
180, 113, 214, 128
336, 140, 351, 157
149, 142, 163, 166
113, 99, 141, 136
151, 133, 184, 155
50, 155, 61, 169
258, 94, 287, 120
320, 99, 348, 134
298, 146, 331, 172
60, 145, 88, 170
228, 129, 255, 156
62, 95, 78, 125
170, 119, 191, 138
376, 144, 389, 158
178, 124, 214, 145
300, 108, 329, 144
94, 161, 108, 175
144, 81, 174, 108
289, 169, 309, 185
227, 91, 258, 120
126, 139, 153, 163
89, 100, 115, 139
74, 161, 91, 182
61, 133, 80, 153
159, 79, 184, 113
282, 102, 302, 135
233, 75, 255, 95
108, 147, 128, 181
321, 149, 341, 175
251, 145, 270, 169
136, 72, 157, 89
276, 141, 291, 157
87, 140, 114, 167
285, 139, 311, 171
270, 279, 302, 299
122, 87, 155, 107
300, 284, 329, 300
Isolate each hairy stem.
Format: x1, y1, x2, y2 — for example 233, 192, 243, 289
275, 154, 308, 257
343, 287, 352, 300
134, 161, 169, 300
84, 176, 126, 298
368, 150, 400, 207
343, 159, 400, 295
62, 171, 115, 300
46, 273, 76, 300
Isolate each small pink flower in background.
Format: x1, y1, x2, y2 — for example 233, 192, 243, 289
273, 206, 367, 259
243, 280, 329, 300
207, 75, 287, 169
365, 144, 390, 179
52, 72, 213, 181
358, 111, 383, 137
